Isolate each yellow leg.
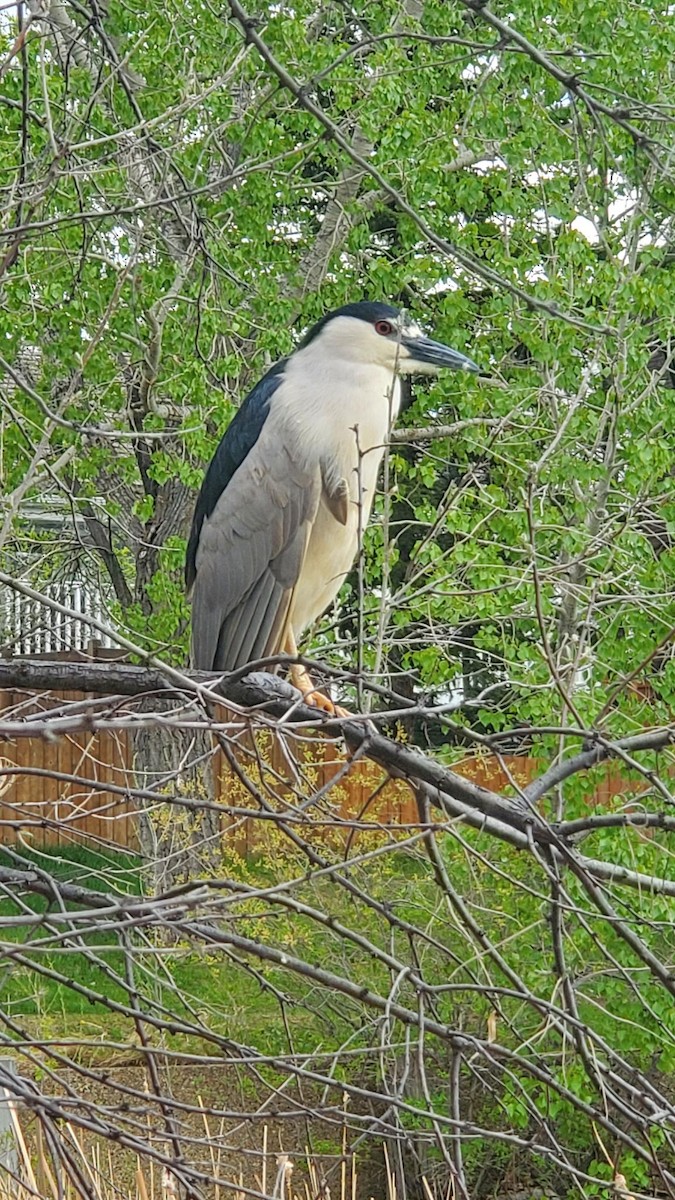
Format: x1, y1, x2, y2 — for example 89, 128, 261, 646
285, 630, 350, 717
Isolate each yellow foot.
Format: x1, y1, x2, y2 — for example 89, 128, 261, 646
304, 690, 351, 718
289, 664, 350, 717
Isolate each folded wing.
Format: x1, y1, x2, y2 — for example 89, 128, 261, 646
189, 415, 320, 672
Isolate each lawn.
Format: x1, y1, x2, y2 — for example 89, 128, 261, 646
0, 843, 398, 1057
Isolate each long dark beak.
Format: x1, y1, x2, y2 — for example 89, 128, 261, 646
403, 334, 479, 373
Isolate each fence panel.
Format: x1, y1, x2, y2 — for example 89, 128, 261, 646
0, 683, 134, 849
0, 664, 651, 854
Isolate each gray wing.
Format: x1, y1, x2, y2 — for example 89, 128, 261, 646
190, 429, 321, 672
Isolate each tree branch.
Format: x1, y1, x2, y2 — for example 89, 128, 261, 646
225, 0, 613, 335
80, 501, 134, 609
1, 656, 674, 898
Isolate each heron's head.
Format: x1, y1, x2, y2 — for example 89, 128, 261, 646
297, 301, 479, 376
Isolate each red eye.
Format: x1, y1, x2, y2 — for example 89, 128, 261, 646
375, 320, 394, 336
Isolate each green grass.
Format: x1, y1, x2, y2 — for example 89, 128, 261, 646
0, 844, 274, 1040
0, 843, 362, 1051
0, 841, 418, 1057
0, 844, 143, 1018
0, 842, 144, 893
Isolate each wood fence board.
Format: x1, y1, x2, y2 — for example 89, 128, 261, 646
0, 684, 136, 849
0, 661, 652, 855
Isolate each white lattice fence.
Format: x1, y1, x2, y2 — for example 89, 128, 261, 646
0, 580, 115, 655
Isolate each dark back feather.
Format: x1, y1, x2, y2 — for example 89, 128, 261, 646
185, 360, 286, 592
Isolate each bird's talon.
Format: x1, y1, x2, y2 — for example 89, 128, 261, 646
289, 663, 348, 716
301, 689, 350, 718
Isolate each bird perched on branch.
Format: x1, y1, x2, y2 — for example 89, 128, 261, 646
186, 301, 478, 712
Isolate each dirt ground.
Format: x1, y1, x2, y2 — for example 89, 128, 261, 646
18, 1057, 390, 1200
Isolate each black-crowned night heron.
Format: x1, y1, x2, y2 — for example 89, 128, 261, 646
186, 301, 478, 710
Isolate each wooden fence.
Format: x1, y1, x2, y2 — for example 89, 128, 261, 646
0, 660, 649, 852
0, 681, 135, 849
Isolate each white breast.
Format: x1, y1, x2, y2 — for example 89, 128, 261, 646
281, 351, 401, 636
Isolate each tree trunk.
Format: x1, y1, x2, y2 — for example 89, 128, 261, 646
132, 700, 221, 895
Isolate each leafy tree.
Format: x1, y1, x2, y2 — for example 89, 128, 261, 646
2, 0, 673, 743
1, 0, 675, 1194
